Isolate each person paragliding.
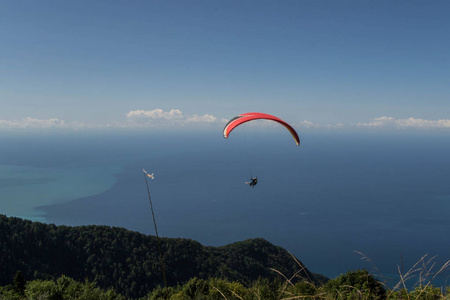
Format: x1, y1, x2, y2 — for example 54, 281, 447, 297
223, 112, 300, 187
246, 176, 258, 188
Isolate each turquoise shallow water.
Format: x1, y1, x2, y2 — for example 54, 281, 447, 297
0, 133, 136, 221
0, 164, 120, 221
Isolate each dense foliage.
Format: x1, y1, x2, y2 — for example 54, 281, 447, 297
323, 270, 386, 299
1, 272, 449, 299
0, 215, 324, 298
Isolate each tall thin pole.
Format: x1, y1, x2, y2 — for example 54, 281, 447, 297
143, 171, 168, 291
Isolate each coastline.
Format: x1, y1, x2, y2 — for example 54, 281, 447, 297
0, 164, 122, 222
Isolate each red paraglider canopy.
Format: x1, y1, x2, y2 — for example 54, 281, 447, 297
223, 112, 300, 146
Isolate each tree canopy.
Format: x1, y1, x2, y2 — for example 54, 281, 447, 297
0, 215, 324, 298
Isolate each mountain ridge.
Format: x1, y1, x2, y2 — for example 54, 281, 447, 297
0, 214, 326, 298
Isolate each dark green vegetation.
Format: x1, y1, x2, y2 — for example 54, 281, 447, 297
2, 270, 448, 299
0, 215, 324, 298
2, 215, 448, 299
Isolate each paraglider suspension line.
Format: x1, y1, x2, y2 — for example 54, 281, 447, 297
143, 172, 168, 292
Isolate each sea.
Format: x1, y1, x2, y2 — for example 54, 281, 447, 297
1, 130, 450, 287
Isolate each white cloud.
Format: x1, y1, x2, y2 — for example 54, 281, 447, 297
357, 116, 450, 129
299, 120, 316, 128
356, 116, 396, 128
186, 114, 217, 123
0, 109, 224, 131
125, 109, 224, 127
293, 116, 450, 131
295, 120, 344, 130
126, 109, 184, 120
0, 117, 116, 131
1, 113, 449, 132
396, 117, 450, 128
0, 117, 66, 129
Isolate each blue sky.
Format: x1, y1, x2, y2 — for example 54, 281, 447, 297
1, 0, 449, 132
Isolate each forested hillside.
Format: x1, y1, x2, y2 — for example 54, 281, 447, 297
0, 215, 325, 298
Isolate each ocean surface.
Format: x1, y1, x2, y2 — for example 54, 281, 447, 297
1, 130, 450, 286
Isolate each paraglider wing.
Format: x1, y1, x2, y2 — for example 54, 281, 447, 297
223, 112, 300, 146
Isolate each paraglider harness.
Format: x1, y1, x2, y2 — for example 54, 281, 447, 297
248, 176, 258, 188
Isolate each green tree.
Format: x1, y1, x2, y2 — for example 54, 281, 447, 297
25, 279, 62, 300
182, 278, 210, 299
209, 278, 249, 300
23, 275, 125, 300
250, 278, 282, 300
323, 269, 386, 299
408, 286, 444, 300
13, 271, 26, 296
